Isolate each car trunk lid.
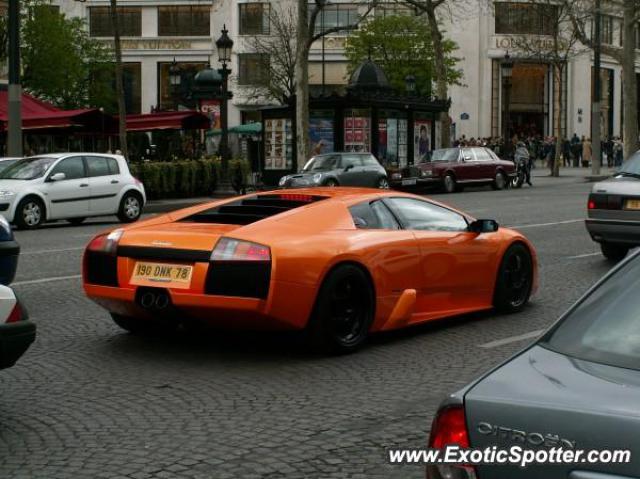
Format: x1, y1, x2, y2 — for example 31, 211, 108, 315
465, 345, 640, 479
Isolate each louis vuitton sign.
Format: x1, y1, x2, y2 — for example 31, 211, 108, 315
493, 35, 565, 52
118, 39, 194, 50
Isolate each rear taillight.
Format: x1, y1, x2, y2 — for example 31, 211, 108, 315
427, 406, 477, 479
6, 303, 21, 323
210, 238, 270, 262
87, 229, 123, 256
588, 200, 596, 210
277, 193, 315, 203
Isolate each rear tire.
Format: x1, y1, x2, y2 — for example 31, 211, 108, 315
14, 197, 45, 229
493, 244, 533, 313
117, 192, 142, 223
307, 264, 374, 354
492, 171, 507, 190
443, 173, 457, 193
600, 242, 629, 262
67, 217, 86, 226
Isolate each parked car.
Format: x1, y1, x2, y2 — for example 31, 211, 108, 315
0, 215, 19, 285
0, 157, 20, 173
279, 152, 389, 189
0, 153, 146, 229
586, 150, 640, 261
0, 284, 35, 370
388, 147, 515, 193
427, 250, 640, 479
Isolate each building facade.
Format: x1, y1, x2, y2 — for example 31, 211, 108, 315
39, 1, 640, 146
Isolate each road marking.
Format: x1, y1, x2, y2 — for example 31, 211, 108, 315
567, 252, 600, 259
509, 219, 583, 229
479, 329, 544, 349
12, 274, 82, 286
22, 247, 84, 255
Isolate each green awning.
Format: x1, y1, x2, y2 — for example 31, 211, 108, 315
206, 122, 262, 136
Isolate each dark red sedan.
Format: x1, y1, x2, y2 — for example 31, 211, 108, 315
389, 147, 515, 193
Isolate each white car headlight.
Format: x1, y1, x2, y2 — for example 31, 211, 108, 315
278, 176, 288, 186
312, 173, 323, 183
421, 170, 433, 177
0, 190, 16, 199
391, 173, 402, 180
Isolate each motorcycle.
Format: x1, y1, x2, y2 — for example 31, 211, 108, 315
511, 156, 528, 188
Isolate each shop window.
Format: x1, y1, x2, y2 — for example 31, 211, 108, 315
89, 7, 142, 37
378, 111, 407, 167
374, 4, 416, 18
310, 110, 335, 155
494, 2, 557, 36
264, 118, 293, 170
344, 109, 371, 153
158, 6, 210, 37
238, 54, 270, 86
239, 3, 271, 35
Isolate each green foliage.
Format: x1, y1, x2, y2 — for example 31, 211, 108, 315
129, 158, 220, 200
344, 14, 463, 95
20, 3, 115, 109
228, 159, 252, 193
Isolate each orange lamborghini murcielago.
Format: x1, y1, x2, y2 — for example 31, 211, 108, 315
83, 188, 537, 352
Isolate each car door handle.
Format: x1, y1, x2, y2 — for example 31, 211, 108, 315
110, 180, 119, 184
79, 183, 89, 187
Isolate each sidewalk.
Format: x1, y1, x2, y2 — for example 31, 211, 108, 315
531, 164, 616, 182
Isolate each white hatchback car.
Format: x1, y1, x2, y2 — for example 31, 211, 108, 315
0, 153, 146, 229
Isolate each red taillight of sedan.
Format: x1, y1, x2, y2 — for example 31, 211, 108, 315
6, 303, 22, 323
427, 406, 477, 479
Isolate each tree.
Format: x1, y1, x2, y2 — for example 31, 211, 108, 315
571, 0, 640, 163
295, 0, 376, 170
344, 14, 462, 95
21, 5, 114, 109
399, 0, 453, 147
109, 0, 129, 159
245, 6, 298, 104
507, 0, 586, 177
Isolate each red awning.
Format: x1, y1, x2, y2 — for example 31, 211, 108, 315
0, 89, 114, 132
125, 111, 211, 132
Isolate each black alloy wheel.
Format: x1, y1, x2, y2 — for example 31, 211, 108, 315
494, 244, 533, 313
307, 264, 374, 353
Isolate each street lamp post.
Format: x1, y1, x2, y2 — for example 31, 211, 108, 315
404, 74, 416, 95
215, 24, 234, 172
501, 53, 514, 159
168, 58, 182, 111
7, 0, 22, 157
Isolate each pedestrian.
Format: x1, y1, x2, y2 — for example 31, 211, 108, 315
562, 137, 571, 167
582, 138, 592, 167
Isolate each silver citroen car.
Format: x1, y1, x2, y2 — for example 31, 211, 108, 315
586, 151, 640, 260
427, 250, 640, 479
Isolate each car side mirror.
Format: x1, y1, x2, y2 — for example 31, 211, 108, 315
344, 164, 354, 172
49, 172, 66, 182
468, 219, 499, 233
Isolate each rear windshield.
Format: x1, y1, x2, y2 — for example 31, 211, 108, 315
542, 254, 640, 371
430, 149, 459, 162
616, 153, 640, 178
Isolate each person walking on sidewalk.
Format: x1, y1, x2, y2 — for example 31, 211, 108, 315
582, 138, 592, 167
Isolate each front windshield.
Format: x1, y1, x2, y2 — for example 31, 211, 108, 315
0, 157, 56, 180
303, 155, 338, 172
542, 254, 640, 371
430, 148, 459, 162
616, 153, 640, 177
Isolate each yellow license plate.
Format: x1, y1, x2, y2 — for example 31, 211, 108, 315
625, 199, 640, 210
130, 262, 193, 289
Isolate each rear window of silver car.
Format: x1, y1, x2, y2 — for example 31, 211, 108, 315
542, 254, 640, 370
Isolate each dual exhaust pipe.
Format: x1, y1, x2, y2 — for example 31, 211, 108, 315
138, 289, 171, 312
